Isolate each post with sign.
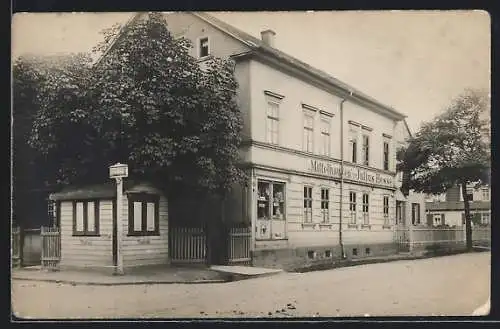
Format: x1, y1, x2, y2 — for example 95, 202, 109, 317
109, 163, 128, 275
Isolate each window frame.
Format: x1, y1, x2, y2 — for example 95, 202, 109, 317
362, 133, 370, 166
303, 110, 315, 153
411, 203, 421, 225
127, 193, 160, 237
349, 191, 357, 224
72, 199, 100, 237
320, 116, 331, 156
383, 141, 390, 171
266, 100, 280, 145
362, 193, 369, 225
303, 186, 313, 223
198, 37, 210, 58
256, 179, 287, 240
383, 195, 390, 225
482, 188, 489, 200
320, 188, 329, 223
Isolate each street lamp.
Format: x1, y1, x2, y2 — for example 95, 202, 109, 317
109, 163, 128, 275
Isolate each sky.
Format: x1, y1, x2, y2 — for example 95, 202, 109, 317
12, 11, 490, 133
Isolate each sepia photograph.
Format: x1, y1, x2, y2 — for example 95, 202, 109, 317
11, 10, 491, 319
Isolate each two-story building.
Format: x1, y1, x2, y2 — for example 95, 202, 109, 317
157, 12, 415, 268
99, 12, 425, 268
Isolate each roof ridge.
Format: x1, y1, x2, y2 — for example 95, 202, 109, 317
192, 12, 406, 119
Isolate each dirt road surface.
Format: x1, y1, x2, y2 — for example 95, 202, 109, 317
12, 252, 490, 319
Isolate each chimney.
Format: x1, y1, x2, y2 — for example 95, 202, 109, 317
260, 29, 276, 47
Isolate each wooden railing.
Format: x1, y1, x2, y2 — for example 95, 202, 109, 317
41, 226, 61, 270
11, 226, 21, 268
169, 227, 207, 264
228, 227, 251, 264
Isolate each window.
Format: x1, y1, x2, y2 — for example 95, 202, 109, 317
481, 213, 490, 225
482, 188, 489, 201
321, 188, 329, 223
266, 101, 280, 144
362, 134, 370, 166
199, 37, 209, 57
128, 194, 159, 236
383, 141, 390, 170
349, 191, 357, 224
396, 201, 404, 225
256, 180, 286, 240
349, 127, 358, 163
320, 117, 331, 156
303, 186, 313, 223
362, 193, 369, 225
383, 196, 390, 225
411, 203, 421, 225
303, 111, 314, 153
73, 200, 99, 236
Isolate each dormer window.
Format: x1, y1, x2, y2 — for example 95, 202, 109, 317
199, 37, 209, 58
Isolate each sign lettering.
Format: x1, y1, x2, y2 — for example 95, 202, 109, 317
309, 160, 394, 188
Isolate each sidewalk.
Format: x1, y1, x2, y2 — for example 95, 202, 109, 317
11, 265, 232, 286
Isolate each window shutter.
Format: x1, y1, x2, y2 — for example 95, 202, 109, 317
461, 213, 465, 225
441, 213, 445, 225
426, 214, 433, 226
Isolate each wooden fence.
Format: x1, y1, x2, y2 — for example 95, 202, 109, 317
41, 226, 61, 270
11, 226, 21, 268
169, 227, 207, 264
228, 227, 251, 265
411, 226, 465, 249
472, 227, 491, 247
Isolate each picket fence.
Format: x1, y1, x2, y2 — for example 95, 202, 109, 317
40, 226, 61, 270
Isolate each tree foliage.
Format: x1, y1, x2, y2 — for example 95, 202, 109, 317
397, 89, 490, 194
24, 13, 245, 196
397, 89, 490, 250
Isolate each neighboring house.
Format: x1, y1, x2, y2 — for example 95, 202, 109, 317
425, 185, 491, 227
49, 181, 169, 272
393, 120, 427, 229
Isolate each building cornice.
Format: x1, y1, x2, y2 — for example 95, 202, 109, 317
241, 139, 397, 177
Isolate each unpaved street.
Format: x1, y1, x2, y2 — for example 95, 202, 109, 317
12, 252, 490, 319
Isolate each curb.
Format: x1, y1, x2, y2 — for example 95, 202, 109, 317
12, 277, 230, 286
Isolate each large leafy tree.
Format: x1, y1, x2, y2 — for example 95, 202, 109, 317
27, 13, 245, 199
13, 53, 94, 227
397, 89, 490, 250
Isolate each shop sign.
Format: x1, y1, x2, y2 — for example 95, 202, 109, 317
309, 159, 394, 188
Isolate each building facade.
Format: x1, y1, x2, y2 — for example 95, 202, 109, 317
121, 12, 426, 268
426, 184, 491, 227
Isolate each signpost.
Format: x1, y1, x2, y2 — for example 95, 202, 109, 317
109, 163, 128, 275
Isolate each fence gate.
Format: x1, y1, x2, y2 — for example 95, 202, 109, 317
228, 227, 251, 265
395, 227, 410, 252
41, 226, 61, 270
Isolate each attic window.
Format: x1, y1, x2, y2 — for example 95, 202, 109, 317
199, 37, 210, 58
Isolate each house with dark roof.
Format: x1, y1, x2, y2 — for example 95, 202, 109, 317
425, 184, 491, 227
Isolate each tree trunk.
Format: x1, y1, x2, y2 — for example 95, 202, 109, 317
461, 182, 473, 251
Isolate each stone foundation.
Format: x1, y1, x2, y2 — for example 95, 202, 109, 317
252, 242, 398, 271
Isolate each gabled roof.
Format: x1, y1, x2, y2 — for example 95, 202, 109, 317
192, 12, 406, 120
95, 11, 407, 121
